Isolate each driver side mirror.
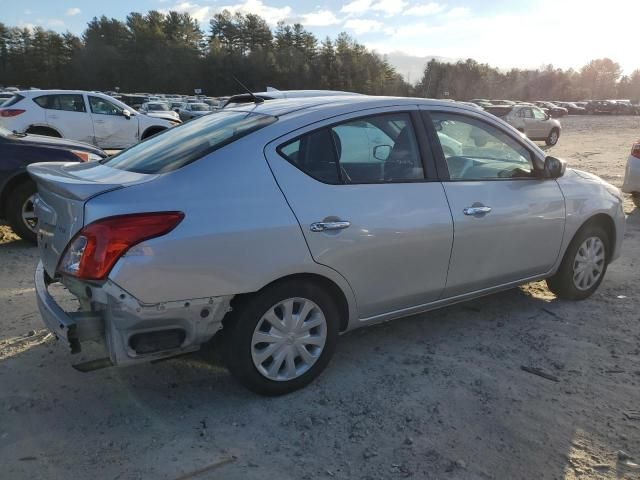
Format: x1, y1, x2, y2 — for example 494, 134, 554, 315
373, 145, 392, 161
122, 109, 131, 120
542, 156, 566, 179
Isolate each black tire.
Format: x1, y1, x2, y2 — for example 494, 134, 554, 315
633, 193, 640, 209
6, 181, 38, 243
223, 280, 340, 395
546, 223, 610, 300
545, 128, 560, 146
26, 126, 61, 138
141, 127, 166, 140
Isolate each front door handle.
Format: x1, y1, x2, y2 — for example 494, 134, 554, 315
463, 206, 492, 216
310, 221, 351, 232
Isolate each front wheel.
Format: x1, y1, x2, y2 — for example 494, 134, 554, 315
6, 181, 38, 243
545, 128, 560, 146
223, 280, 339, 395
546, 224, 609, 300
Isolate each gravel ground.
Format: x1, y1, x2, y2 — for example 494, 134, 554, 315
1, 115, 639, 480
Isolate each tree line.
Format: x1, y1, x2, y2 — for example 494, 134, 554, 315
0, 10, 638, 102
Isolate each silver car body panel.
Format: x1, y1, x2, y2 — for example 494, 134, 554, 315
28, 95, 625, 366
622, 155, 640, 194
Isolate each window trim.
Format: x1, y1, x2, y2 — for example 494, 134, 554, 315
276, 110, 434, 186
421, 110, 544, 183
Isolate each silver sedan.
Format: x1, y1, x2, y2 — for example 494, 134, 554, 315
29, 96, 625, 395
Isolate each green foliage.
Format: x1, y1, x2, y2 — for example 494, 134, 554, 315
0, 11, 410, 96
0, 12, 637, 102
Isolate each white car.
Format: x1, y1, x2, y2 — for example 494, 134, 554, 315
622, 140, 640, 208
0, 90, 175, 149
138, 101, 181, 123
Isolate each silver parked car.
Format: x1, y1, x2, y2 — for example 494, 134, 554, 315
29, 96, 625, 395
622, 140, 640, 208
487, 104, 562, 146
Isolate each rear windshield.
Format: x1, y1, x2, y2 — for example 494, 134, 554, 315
1, 94, 25, 108
102, 111, 277, 174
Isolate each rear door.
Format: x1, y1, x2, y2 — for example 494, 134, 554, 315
264, 107, 454, 320
88, 95, 138, 149
33, 94, 94, 144
421, 108, 565, 298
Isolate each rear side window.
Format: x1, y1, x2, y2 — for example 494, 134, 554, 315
278, 112, 424, 184
2, 94, 25, 107
34, 94, 86, 112
102, 111, 277, 174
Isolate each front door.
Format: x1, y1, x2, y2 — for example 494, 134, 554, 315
423, 109, 566, 298
88, 95, 138, 149
265, 108, 454, 320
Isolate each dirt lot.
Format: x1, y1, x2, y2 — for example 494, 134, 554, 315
1, 115, 639, 480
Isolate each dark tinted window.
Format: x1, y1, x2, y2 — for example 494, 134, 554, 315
279, 113, 424, 184
2, 94, 24, 107
279, 129, 340, 184
33, 94, 86, 112
102, 111, 277, 174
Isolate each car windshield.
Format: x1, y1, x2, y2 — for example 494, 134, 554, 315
101, 111, 277, 174
191, 104, 209, 111
148, 103, 170, 111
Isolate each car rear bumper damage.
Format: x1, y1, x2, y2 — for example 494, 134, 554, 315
35, 261, 233, 367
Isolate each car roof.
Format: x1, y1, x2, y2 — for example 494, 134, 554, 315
16, 89, 110, 97
224, 95, 484, 117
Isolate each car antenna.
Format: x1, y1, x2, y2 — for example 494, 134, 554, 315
232, 76, 264, 104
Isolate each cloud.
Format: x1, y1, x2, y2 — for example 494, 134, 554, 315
371, 0, 408, 16
340, 0, 372, 14
446, 6, 470, 18
403, 2, 446, 16
344, 18, 384, 34
301, 9, 341, 26
66, 7, 81, 16
167, 0, 292, 25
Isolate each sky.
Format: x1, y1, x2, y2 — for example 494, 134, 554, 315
3, 0, 640, 79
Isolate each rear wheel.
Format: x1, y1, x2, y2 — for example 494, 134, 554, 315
6, 181, 38, 243
545, 128, 560, 146
546, 224, 609, 300
223, 280, 339, 395
26, 126, 61, 138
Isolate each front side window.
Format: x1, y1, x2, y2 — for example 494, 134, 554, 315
532, 108, 547, 120
430, 112, 534, 180
89, 96, 124, 116
34, 94, 86, 112
278, 112, 424, 184
102, 111, 277, 174
521, 108, 533, 119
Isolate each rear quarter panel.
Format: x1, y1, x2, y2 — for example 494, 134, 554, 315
87, 134, 358, 322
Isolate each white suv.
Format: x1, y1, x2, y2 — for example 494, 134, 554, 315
0, 90, 176, 149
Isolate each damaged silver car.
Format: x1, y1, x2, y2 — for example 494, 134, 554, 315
30, 96, 625, 395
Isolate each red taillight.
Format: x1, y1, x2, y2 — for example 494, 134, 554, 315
0, 109, 25, 117
57, 212, 184, 280
631, 141, 640, 160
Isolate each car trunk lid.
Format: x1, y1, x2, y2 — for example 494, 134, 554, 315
27, 161, 157, 276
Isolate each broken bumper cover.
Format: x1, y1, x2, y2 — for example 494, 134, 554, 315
35, 261, 233, 365
35, 261, 103, 353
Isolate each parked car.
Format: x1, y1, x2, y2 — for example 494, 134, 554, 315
175, 102, 212, 121
489, 100, 516, 106
609, 100, 639, 115
0, 90, 173, 149
585, 100, 618, 115
554, 102, 586, 115
485, 104, 562, 145
534, 102, 568, 118
138, 101, 181, 123
622, 140, 640, 208
29, 96, 624, 395
0, 92, 15, 105
0, 126, 106, 242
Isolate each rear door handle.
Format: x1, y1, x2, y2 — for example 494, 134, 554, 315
310, 221, 351, 232
463, 206, 492, 216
